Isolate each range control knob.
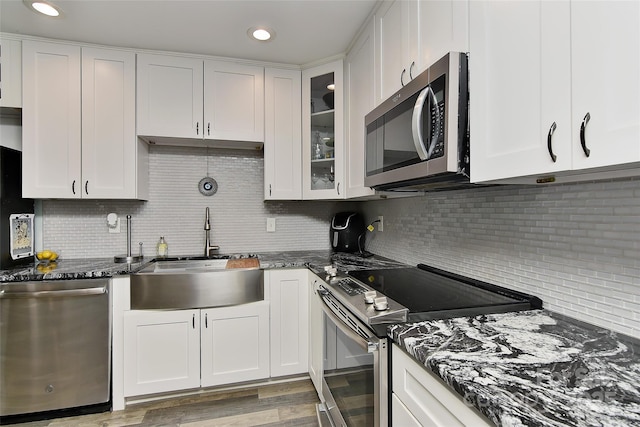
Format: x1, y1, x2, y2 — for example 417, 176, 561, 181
364, 291, 376, 304
374, 296, 389, 311
323, 265, 338, 277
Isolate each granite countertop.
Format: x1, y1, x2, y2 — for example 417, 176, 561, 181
389, 310, 640, 427
0, 250, 407, 282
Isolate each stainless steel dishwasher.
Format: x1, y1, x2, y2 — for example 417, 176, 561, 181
0, 279, 111, 419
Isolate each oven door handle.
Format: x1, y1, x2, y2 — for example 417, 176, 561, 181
317, 290, 378, 353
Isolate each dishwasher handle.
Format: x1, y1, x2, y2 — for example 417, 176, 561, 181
0, 286, 108, 299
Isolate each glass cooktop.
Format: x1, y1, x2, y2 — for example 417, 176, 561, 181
347, 266, 541, 320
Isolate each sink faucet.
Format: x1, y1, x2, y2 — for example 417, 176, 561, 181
204, 207, 220, 257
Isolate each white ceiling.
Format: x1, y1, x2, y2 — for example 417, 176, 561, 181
0, 0, 379, 65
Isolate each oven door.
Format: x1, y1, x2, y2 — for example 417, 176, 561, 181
317, 286, 388, 427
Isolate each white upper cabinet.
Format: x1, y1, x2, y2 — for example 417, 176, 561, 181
345, 18, 376, 199
375, 0, 419, 104
22, 41, 81, 198
570, 1, 640, 171
418, 0, 469, 70
264, 68, 302, 200
469, 1, 572, 182
204, 60, 264, 143
136, 53, 264, 146
470, 0, 640, 184
81, 47, 143, 199
0, 37, 22, 108
136, 54, 203, 139
375, 0, 468, 106
302, 60, 345, 199
22, 41, 147, 199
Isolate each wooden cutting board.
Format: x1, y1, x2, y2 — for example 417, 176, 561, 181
225, 258, 260, 269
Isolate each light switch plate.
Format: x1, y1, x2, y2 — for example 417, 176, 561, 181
266, 218, 276, 232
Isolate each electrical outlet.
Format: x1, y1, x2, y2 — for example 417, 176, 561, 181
377, 216, 384, 232
266, 217, 276, 232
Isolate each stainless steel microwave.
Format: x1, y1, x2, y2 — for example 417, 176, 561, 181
364, 52, 470, 191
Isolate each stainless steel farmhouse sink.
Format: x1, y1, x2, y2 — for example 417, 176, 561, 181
130, 257, 263, 310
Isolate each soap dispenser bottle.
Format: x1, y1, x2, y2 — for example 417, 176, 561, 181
157, 236, 168, 257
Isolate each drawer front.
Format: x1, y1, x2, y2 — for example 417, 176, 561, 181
392, 344, 491, 427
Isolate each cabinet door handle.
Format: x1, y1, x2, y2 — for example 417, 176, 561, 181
207, 123, 210, 136
409, 61, 415, 80
269, 184, 272, 197
205, 313, 208, 328
192, 314, 196, 329
547, 122, 557, 162
337, 182, 340, 195
400, 69, 406, 87
84, 181, 89, 195
196, 122, 199, 135
72, 180, 76, 195
579, 112, 591, 157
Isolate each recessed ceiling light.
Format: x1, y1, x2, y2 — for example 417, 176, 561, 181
23, 0, 62, 17
248, 27, 275, 42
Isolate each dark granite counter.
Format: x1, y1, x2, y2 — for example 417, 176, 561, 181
0, 250, 407, 282
389, 310, 640, 427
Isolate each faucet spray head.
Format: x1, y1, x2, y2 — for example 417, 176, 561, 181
205, 207, 211, 230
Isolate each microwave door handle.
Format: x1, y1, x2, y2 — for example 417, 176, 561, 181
412, 86, 438, 160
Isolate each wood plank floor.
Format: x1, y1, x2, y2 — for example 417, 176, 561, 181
11, 379, 320, 427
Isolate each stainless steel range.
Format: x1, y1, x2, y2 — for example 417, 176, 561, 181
314, 263, 542, 427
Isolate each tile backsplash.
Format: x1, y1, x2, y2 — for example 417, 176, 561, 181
42, 145, 345, 258
362, 177, 640, 338
40, 142, 640, 338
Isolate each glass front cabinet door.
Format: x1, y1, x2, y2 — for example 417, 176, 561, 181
302, 60, 344, 199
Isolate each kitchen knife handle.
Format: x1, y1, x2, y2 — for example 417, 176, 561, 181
547, 122, 557, 162
580, 112, 591, 157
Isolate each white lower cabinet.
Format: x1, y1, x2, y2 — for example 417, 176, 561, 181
391, 393, 422, 427
201, 302, 270, 387
123, 309, 201, 396
308, 273, 324, 396
123, 302, 269, 397
392, 344, 491, 427
268, 269, 309, 377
